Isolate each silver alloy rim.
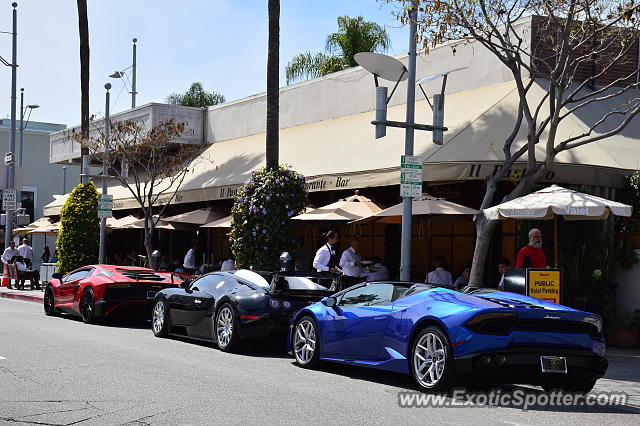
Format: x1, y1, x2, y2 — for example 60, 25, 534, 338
152, 300, 164, 334
413, 332, 446, 388
294, 319, 316, 364
217, 306, 233, 348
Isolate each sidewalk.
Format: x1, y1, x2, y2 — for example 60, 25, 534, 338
0, 281, 44, 303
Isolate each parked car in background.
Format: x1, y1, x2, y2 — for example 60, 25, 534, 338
151, 270, 338, 352
43, 265, 183, 323
289, 282, 608, 393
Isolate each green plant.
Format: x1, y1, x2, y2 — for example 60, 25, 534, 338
56, 182, 100, 274
230, 165, 306, 270
616, 235, 639, 269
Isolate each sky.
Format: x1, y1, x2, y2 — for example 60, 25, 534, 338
0, 0, 411, 127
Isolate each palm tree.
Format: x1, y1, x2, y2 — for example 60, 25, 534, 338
286, 15, 390, 85
76, 0, 90, 184
266, 0, 279, 170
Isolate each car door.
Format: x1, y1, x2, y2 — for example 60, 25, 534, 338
56, 269, 93, 305
323, 283, 395, 360
168, 275, 216, 330
184, 275, 225, 339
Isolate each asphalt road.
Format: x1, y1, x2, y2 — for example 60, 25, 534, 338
1, 298, 639, 425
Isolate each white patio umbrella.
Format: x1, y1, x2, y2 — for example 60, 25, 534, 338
293, 191, 385, 221
201, 215, 233, 228
483, 184, 632, 266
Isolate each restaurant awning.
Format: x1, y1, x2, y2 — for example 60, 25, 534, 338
44, 79, 640, 216
201, 215, 233, 228
162, 208, 227, 225
349, 194, 478, 224
293, 192, 385, 221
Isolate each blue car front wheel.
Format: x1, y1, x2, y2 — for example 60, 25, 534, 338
411, 326, 454, 392
293, 316, 320, 368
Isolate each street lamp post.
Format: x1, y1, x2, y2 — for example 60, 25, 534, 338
98, 83, 111, 264
109, 38, 137, 109
18, 88, 40, 167
62, 166, 67, 195
4, 2, 18, 249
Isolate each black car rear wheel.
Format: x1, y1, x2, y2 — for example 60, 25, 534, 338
152, 297, 168, 337
43, 286, 58, 316
216, 303, 240, 352
80, 287, 97, 324
410, 326, 455, 392
293, 316, 320, 368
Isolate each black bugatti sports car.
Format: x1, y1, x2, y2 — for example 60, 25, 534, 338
150, 269, 338, 352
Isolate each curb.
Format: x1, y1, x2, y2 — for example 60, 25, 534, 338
0, 292, 43, 304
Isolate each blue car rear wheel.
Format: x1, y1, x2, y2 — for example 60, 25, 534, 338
410, 326, 454, 392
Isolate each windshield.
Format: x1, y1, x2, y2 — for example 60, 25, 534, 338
274, 276, 332, 291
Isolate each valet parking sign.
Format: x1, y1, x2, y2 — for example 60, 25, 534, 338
527, 269, 561, 304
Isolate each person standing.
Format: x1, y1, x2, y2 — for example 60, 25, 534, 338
183, 244, 198, 275
2, 241, 19, 289
515, 228, 547, 268
18, 238, 33, 269
312, 231, 341, 274
426, 255, 453, 287
339, 239, 364, 288
41, 245, 51, 263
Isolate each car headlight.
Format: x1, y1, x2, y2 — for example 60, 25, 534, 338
583, 316, 602, 333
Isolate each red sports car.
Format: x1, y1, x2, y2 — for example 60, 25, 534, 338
43, 265, 184, 323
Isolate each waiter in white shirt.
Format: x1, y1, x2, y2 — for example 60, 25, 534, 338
312, 231, 341, 274
340, 239, 364, 289
18, 238, 34, 268
183, 244, 198, 274
2, 240, 19, 289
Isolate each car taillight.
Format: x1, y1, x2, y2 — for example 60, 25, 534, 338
269, 299, 281, 309
465, 312, 517, 335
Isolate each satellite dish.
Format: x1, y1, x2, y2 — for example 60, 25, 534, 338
416, 67, 468, 85
355, 52, 408, 82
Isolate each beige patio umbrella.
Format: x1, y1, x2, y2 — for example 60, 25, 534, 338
482, 185, 633, 266
350, 194, 478, 225
201, 215, 233, 228
106, 215, 139, 229
123, 216, 180, 231
293, 191, 385, 221
163, 208, 226, 225
13, 217, 54, 235
27, 222, 61, 237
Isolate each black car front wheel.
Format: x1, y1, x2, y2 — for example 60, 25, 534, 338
43, 286, 58, 316
215, 303, 240, 352
293, 316, 321, 368
152, 297, 168, 337
410, 326, 455, 392
80, 287, 97, 324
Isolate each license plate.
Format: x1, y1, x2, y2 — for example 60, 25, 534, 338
146, 291, 157, 300
540, 356, 567, 373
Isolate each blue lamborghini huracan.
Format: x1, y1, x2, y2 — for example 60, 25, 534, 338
288, 281, 607, 393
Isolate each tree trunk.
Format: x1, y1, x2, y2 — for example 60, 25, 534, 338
265, 0, 280, 170
143, 215, 154, 268
77, 0, 90, 184
469, 215, 500, 287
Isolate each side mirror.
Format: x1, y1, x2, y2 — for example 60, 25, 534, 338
180, 280, 191, 289
52, 273, 62, 280
321, 296, 337, 308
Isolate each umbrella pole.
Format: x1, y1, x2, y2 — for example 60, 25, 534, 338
553, 214, 558, 268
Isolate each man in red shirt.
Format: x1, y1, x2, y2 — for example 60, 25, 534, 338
516, 228, 547, 268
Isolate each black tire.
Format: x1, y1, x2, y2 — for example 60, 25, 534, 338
410, 326, 455, 392
151, 297, 168, 338
43, 286, 58, 316
79, 287, 97, 324
215, 303, 241, 353
292, 316, 321, 368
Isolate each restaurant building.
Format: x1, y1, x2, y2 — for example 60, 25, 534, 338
45, 17, 640, 286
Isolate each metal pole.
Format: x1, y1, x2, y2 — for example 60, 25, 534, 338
99, 83, 111, 264
131, 38, 137, 108
18, 88, 23, 167
5, 2, 18, 249
399, 3, 418, 281
62, 166, 67, 194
